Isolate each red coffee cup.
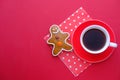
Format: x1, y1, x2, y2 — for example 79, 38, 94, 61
72, 20, 117, 63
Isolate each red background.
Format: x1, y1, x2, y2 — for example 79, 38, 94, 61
0, 0, 120, 80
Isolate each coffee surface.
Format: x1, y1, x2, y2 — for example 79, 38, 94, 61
83, 29, 106, 51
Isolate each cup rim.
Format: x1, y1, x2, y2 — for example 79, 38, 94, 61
80, 24, 110, 54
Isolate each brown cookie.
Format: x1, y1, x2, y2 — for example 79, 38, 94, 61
47, 25, 73, 56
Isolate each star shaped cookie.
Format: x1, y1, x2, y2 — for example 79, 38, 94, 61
47, 25, 73, 56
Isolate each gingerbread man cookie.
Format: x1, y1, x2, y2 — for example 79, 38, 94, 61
47, 25, 73, 56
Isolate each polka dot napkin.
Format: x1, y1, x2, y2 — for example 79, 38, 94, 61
44, 7, 92, 76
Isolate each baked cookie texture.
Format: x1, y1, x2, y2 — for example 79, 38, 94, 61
47, 25, 72, 56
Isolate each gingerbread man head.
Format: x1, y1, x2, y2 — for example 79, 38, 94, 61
50, 25, 60, 34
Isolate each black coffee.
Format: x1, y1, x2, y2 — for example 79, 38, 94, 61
83, 29, 106, 51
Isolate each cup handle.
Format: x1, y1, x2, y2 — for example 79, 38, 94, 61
109, 42, 117, 48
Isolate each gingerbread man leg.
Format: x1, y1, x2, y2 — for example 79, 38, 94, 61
52, 45, 62, 56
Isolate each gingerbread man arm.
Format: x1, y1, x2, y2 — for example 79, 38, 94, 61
47, 38, 53, 43
47, 33, 55, 44
62, 32, 69, 39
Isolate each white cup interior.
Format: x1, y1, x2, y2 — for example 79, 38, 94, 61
80, 25, 110, 54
